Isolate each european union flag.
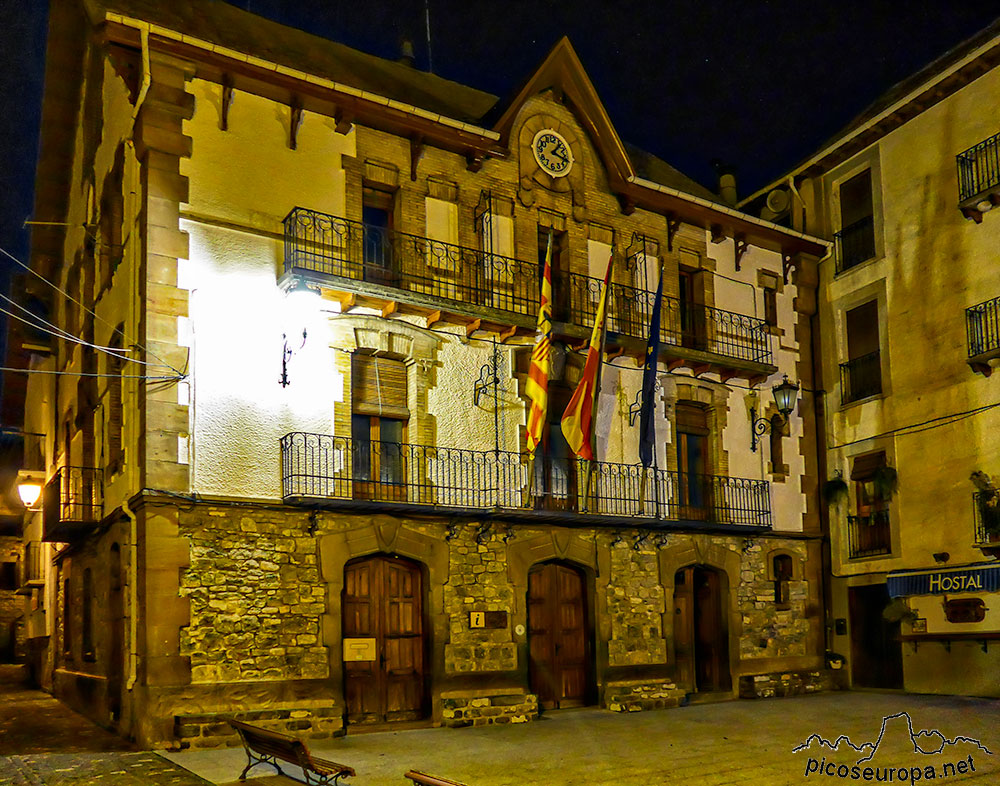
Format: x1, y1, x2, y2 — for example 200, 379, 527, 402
638, 268, 663, 467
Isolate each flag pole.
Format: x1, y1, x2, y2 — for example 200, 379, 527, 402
584, 248, 613, 513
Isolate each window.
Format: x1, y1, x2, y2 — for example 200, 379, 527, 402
773, 554, 793, 609
107, 329, 124, 471
841, 301, 882, 403
847, 451, 892, 558
763, 285, 778, 328
836, 169, 876, 272
82, 568, 94, 661
0, 562, 16, 590
63, 577, 72, 659
678, 269, 706, 351
769, 413, 786, 477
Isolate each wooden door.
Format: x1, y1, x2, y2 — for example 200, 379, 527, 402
362, 187, 398, 287
352, 415, 407, 502
848, 584, 903, 689
343, 556, 425, 724
678, 270, 706, 350
674, 566, 730, 693
673, 568, 695, 690
675, 403, 712, 520
528, 562, 590, 709
108, 544, 124, 724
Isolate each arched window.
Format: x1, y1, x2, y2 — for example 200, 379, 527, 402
774, 554, 793, 609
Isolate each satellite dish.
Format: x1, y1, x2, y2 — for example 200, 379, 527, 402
765, 188, 790, 216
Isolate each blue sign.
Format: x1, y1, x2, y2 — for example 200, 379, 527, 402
887, 563, 1000, 597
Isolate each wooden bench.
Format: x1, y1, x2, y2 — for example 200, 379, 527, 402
226, 718, 355, 785
404, 770, 470, 786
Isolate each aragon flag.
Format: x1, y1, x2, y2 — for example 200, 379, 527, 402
525, 233, 553, 454
560, 254, 613, 460
638, 264, 663, 467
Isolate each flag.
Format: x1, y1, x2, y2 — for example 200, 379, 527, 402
525, 233, 553, 454
638, 264, 663, 467
561, 254, 613, 460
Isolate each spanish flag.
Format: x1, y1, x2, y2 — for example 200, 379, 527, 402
525, 233, 553, 454
561, 254, 613, 460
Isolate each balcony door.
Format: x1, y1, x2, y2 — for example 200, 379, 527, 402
844, 301, 882, 402
538, 228, 567, 322
352, 354, 409, 502
363, 186, 398, 287
675, 402, 711, 520
534, 383, 577, 511
679, 269, 706, 350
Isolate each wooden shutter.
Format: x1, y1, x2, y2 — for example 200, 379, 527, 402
352, 354, 409, 418
850, 451, 885, 481
675, 402, 709, 436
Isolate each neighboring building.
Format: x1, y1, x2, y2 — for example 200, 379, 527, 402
13, 0, 831, 747
742, 21, 1000, 697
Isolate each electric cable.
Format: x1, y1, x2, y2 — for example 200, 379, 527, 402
0, 244, 186, 376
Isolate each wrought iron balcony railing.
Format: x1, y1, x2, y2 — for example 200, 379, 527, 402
284, 208, 540, 319
957, 131, 1000, 204
966, 296, 1000, 360
847, 509, 891, 559
563, 272, 772, 365
42, 467, 103, 542
839, 350, 882, 404
834, 215, 876, 273
285, 207, 773, 367
974, 490, 1000, 545
280, 433, 772, 529
19, 542, 45, 588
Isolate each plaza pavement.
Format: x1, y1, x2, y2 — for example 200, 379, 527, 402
161, 691, 1000, 786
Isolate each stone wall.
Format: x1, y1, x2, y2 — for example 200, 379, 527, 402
174, 702, 343, 749
606, 537, 667, 666
738, 669, 833, 699
439, 689, 537, 728
443, 524, 517, 674
178, 506, 327, 683
605, 680, 685, 712
0, 537, 24, 661
737, 539, 811, 660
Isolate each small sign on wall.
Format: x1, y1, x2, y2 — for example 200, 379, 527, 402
469, 611, 507, 629
343, 637, 377, 661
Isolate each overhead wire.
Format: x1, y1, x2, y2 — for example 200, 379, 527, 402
0, 244, 187, 377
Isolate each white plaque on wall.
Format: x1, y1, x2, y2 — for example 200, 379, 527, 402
343, 638, 377, 662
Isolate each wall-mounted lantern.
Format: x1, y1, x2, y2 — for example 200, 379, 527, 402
16, 469, 45, 510
749, 375, 799, 452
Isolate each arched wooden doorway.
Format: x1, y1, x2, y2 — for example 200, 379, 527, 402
342, 554, 426, 724
527, 561, 593, 709
674, 565, 731, 693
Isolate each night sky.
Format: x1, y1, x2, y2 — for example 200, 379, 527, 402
1, 1, 999, 284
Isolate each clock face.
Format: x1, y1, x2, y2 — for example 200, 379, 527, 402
532, 129, 573, 177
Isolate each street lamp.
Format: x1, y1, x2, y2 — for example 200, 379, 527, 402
16, 469, 45, 509
750, 375, 799, 452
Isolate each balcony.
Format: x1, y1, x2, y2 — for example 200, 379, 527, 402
564, 272, 772, 367
847, 509, 891, 559
280, 433, 772, 532
284, 207, 773, 375
966, 296, 1000, 375
16, 542, 45, 595
834, 215, 876, 273
42, 467, 103, 542
839, 350, 882, 404
957, 131, 1000, 222
283, 207, 539, 333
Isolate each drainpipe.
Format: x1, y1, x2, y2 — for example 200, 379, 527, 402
131, 28, 150, 124
122, 496, 138, 691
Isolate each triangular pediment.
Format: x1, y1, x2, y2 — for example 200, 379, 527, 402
492, 37, 635, 191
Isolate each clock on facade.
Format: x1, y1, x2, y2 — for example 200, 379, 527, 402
532, 129, 574, 177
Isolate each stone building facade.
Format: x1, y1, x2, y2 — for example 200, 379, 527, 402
742, 20, 1000, 697
15, 0, 832, 747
